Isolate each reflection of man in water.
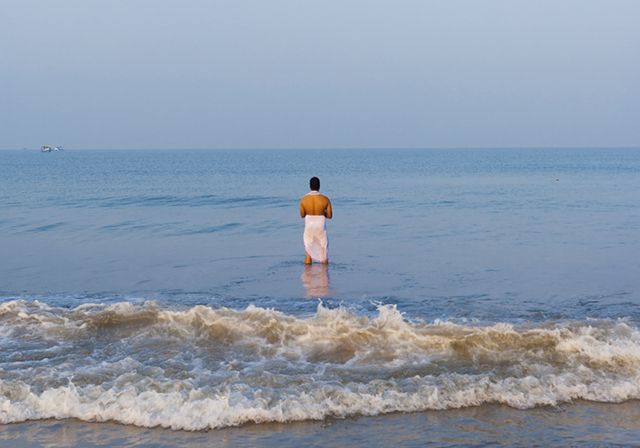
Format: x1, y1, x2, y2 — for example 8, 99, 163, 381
300, 177, 332, 264
301, 264, 333, 298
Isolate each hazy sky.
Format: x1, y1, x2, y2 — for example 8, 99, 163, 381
1, 0, 638, 149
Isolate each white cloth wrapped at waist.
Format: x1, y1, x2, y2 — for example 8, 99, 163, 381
304, 215, 328, 262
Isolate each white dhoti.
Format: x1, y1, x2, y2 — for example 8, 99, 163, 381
304, 215, 329, 262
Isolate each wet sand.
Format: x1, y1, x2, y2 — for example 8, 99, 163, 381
2, 400, 640, 447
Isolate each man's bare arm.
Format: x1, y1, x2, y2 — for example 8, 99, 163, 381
325, 199, 332, 219
300, 200, 307, 218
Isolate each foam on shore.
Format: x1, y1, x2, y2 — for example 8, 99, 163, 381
2, 300, 640, 429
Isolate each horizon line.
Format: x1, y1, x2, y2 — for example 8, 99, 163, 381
4, 146, 640, 151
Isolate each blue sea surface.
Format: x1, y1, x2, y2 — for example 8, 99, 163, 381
2, 148, 638, 317
1, 148, 640, 442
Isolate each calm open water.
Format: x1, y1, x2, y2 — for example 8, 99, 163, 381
1, 148, 640, 446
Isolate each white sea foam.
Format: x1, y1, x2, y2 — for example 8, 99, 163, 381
2, 300, 640, 429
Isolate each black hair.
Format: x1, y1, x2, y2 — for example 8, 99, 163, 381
310, 177, 320, 191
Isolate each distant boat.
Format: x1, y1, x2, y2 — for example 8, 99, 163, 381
41, 145, 64, 152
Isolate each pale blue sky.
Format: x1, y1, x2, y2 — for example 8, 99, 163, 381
1, 0, 638, 149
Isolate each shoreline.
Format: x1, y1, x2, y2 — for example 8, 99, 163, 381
2, 400, 640, 447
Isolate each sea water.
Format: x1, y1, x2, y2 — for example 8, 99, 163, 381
1, 149, 639, 443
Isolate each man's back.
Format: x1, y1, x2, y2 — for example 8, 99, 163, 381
300, 193, 332, 218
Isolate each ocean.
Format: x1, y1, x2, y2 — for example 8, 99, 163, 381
1, 148, 639, 446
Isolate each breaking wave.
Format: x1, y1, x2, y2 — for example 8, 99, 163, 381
2, 299, 640, 430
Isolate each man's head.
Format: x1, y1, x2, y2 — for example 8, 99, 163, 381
310, 177, 320, 191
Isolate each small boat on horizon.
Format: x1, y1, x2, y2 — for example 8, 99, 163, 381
41, 145, 64, 152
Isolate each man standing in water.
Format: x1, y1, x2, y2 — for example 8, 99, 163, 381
300, 177, 332, 264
